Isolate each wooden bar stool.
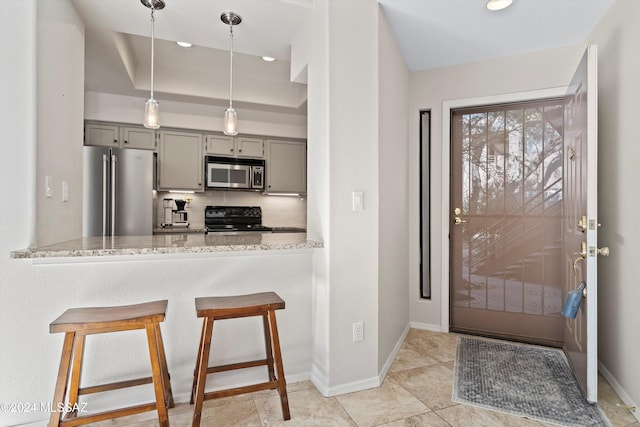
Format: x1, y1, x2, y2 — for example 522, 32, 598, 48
48, 300, 174, 427
190, 292, 290, 426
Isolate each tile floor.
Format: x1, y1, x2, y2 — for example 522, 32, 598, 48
89, 329, 639, 427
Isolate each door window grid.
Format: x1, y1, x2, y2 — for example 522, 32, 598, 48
452, 99, 564, 316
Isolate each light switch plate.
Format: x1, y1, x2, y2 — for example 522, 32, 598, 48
45, 176, 53, 198
62, 181, 69, 202
352, 191, 364, 211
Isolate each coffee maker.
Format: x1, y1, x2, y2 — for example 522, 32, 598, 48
172, 199, 188, 226
161, 198, 189, 227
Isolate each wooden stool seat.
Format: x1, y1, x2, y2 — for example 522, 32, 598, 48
191, 292, 290, 426
48, 300, 174, 427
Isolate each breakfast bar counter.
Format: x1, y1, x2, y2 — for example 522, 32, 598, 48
10, 232, 323, 259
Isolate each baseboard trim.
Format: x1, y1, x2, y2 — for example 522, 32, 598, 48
598, 361, 639, 422
378, 323, 411, 383
410, 321, 444, 332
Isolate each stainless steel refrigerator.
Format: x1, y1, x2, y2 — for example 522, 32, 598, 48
83, 146, 154, 236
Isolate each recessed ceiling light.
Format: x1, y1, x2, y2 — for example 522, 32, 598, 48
176, 41, 192, 48
486, 0, 513, 11
262, 56, 276, 62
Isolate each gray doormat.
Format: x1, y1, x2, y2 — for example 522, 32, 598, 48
452, 336, 610, 427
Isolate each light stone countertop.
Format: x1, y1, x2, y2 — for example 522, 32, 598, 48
10, 233, 323, 259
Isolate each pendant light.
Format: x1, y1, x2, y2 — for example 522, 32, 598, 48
221, 12, 242, 136
141, 0, 165, 129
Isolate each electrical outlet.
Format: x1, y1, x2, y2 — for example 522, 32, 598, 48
353, 321, 364, 342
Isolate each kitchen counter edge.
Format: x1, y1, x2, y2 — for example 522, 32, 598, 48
10, 233, 323, 260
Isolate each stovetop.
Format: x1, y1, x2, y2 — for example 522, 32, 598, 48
205, 206, 270, 233
204, 206, 306, 234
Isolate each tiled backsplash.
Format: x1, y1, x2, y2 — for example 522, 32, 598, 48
155, 190, 307, 229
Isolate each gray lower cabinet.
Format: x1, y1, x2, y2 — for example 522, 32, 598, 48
265, 139, 306, 194
158, 130, 204, 192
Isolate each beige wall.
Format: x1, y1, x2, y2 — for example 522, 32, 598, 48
377, 9, 410, 373
408, 45, 585, 329
35, 0, 85, 246
587, 0, 640, 415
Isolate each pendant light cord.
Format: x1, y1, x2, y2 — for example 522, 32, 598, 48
150, 7, 155, 99
229, 24, 234, 109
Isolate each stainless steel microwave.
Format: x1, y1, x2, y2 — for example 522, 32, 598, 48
205, 156, 265, 190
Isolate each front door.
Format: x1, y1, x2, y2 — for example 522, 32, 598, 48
449, 97, 566, 345
562, 45, 602, 402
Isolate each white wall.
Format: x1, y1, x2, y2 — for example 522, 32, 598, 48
587, 0, 640, 415
377, 11, 410, 373
308, 0, 393, 395
35, 0, 84, 246
408, 46, 585, 329
85, 92, 307, 140
326, 0, 380, 392
307, 0, 332, 394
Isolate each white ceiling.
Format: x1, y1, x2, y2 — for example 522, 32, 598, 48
70, 0, 614, 111
378, 0, 614, 71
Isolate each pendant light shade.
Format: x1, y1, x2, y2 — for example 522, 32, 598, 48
144, 98, 160, 129
142, 0, 165, 129
221, 12, 241, 136
224, 107, 238, 136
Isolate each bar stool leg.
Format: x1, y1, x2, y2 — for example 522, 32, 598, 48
192, 317, 214, 427
268, 310, 290, 420
145, 323, 169, 427
190, 321, 207, 405
49, 332, 75, 427
262, 314, 276, 382
154, 322, 174, 408
66, 335, 85, 418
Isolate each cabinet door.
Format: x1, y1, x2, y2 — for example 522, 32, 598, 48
85, 123, 119, 147
121, 127, 156, 150
158, 130, 203, 191
237, 137, 264, 158
265, 140, 307, 193
205, 135, 235, 156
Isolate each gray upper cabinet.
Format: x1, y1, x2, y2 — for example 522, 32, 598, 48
85, 123, 120, 147
236, 137, 265, 158
158, 130, 204, 192
205, 135, 264, 158
121, 126, 156, 150
85, 122, 156, 151
265, 139, 307, 194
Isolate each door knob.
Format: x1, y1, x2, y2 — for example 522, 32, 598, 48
598, 247, 610, 256
453, 217, 467, 225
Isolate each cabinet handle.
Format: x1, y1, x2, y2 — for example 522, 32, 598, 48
239, 149, 242, 152
124, 140, 128, 144
113, 139, 117, 143
230, 148, 234, 152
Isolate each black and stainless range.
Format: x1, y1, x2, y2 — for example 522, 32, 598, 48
205, 206, 272, 234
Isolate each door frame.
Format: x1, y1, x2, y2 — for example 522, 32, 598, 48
439, 87, 569, 332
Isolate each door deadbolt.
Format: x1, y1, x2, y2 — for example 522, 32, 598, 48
453, 207, 462, 215
578, 216, 587, 233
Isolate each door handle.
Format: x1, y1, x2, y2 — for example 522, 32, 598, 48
597, 247, 610, 256
453, 217, 467, 225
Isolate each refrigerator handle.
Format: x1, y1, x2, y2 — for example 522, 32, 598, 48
102, 154, 108, 236
111, 153, 117, 236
